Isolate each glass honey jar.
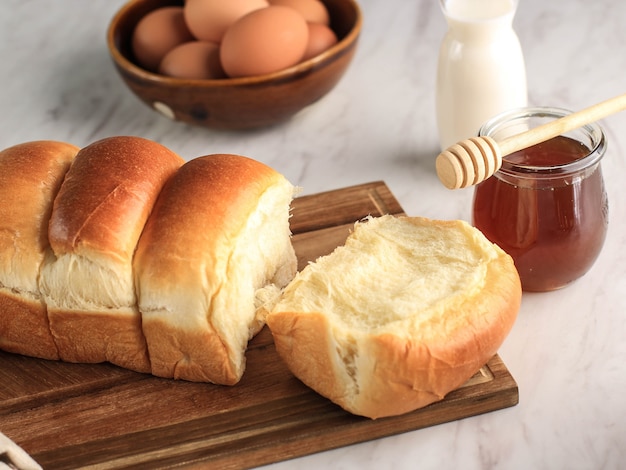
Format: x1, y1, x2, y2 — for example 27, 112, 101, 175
472, 107, 608, 292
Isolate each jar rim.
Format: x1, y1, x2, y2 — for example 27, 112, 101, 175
478, 106, 607, 178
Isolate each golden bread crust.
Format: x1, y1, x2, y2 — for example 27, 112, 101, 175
143, 317, 235, 384
47, 136, 184, 261
0, 292, 56, 360
47, 307, 149, 372
0, 140, 78, 359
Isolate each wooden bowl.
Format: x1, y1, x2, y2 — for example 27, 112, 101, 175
107, 0, 362, 130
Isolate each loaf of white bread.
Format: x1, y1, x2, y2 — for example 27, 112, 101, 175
266, 215, 521, 419
0, 137, 521, 417
0, 137, 297, 384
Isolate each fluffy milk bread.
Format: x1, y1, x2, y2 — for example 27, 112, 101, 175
267, 215, 522, 419
38, 136, 184, 373
134, 154, 297, 385
0, 141, 79, 360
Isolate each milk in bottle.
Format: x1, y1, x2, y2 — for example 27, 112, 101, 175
436, 0, 527, 150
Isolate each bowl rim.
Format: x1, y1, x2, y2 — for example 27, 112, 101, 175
106, 0, 363, 87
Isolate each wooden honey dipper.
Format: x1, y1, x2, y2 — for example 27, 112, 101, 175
436, 93, 626, 189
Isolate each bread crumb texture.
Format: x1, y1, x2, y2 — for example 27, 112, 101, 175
275, 215, 497, 331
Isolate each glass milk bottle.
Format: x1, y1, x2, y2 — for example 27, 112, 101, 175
436, 0, 527, 150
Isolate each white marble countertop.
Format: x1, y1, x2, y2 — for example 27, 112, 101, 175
1, 0, 625, 468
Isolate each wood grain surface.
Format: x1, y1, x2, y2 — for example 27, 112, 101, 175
0, 181, 518, 470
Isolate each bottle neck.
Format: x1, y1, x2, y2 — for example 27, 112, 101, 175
441, 0, 517, 41
440, 0, 518, 20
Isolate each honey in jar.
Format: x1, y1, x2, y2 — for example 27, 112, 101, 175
472, 107, 608, 292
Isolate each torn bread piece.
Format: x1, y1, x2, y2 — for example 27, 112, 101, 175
267, 215, 521, 419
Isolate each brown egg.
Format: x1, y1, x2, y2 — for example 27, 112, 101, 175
184, 0, 269, 44
303, 22, 338, 60
268, 0, 330, 25
220, 6, 309, 78
158, 41, 225, 80
132, 7, 194, 72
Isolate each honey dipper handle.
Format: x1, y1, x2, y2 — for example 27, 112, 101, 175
498, 93, 626, 156
436, 93, 626, 190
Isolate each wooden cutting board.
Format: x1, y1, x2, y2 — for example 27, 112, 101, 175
0, 181, 518, 470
